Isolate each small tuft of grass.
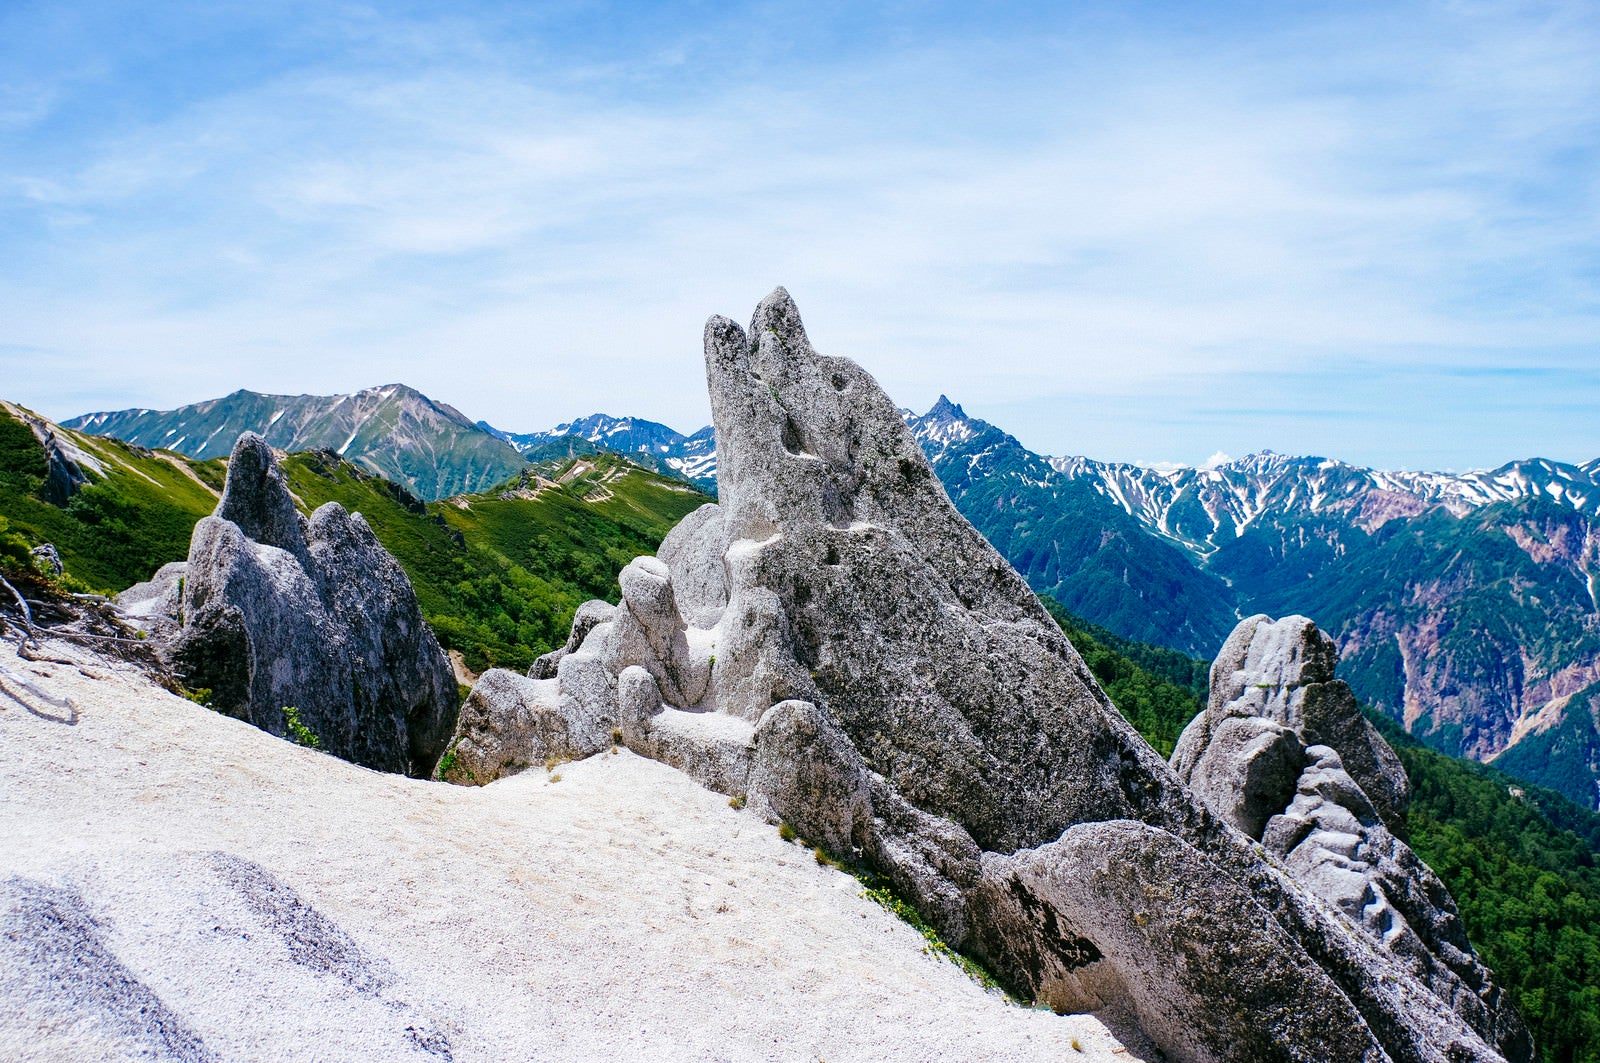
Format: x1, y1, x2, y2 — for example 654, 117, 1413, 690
851, 864, 1007, 995
778, 822, 797, 843
729, 794, 747, 810
282, 705, 322, 749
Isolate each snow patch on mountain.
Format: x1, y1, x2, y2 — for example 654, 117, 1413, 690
906, 401, 1600, 559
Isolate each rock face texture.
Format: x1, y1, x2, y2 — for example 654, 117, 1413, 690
1174, 615, 1520, 1053
443, 289, 1529, 1063
123, 433, 456, 777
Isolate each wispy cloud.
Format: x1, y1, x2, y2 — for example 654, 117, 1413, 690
2, 1, 1597, 468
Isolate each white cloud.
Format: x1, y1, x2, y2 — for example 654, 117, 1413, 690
2, 2, 1598, 467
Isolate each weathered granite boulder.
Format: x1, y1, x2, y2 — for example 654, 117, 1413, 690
980, 820, 1387, 1062
123, 433, 456, 777
529, 599, 616, 679
1176, 615, 1411, 836
1174, 614, 1521, 1053
444, 289, 1528, 1063
29, 544, 63, 577
440, 671, 584, 784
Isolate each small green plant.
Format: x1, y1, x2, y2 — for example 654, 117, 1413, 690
729, 794, 747, 810
853, 866, 1006, 994
778, 822, 797, 843
179, 687, 213, 708
436, 747, 459, 779
282, 705, 322, 749
813, 846, 834, 867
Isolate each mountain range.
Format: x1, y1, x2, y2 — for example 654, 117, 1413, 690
478, 414, 719, 493
63, 385, 1600, 810
65, 385, 529, 501
68, 388, 723, 500
904, 397, 1600, 809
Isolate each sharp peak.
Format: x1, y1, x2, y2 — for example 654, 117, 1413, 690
749, 285, 807, 340
926, 394, 967, 419
354, 383, 422, 398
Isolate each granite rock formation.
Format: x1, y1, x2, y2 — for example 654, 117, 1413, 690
1174, 615, 1511, 1046
122, 433, 456, 777
442, 289, 1528, 1063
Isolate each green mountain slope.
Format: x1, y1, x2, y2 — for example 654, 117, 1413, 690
3, 400, 710, 674
1, 400, 225, 592
1494, 682, 1600, 812
280, 450, 708, 672
66, 384, 529, 501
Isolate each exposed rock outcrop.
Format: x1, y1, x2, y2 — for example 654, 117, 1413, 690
4, 403, 103, 506
443, 289, 1528, 1063
1174, 614, 1521, 1052
28, 543, 63, 577
122, 433, 456, 777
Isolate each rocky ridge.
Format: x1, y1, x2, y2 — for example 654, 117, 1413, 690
68, 384, 527, 501
121, 432, 457, 777
440, 289, 1528, 1063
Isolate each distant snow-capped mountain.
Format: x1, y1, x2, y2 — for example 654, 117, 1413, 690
907, 394, 1600, 557
905, 394, 1600, 808
482, 414, 687, 456
481, 414, 718, 493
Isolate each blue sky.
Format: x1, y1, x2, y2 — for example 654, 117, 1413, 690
3, 1, 1597, 470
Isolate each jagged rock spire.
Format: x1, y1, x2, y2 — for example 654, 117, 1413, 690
215, 433, 308, 557
127, 434, 457, 777
442, 289, 1528, 1063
